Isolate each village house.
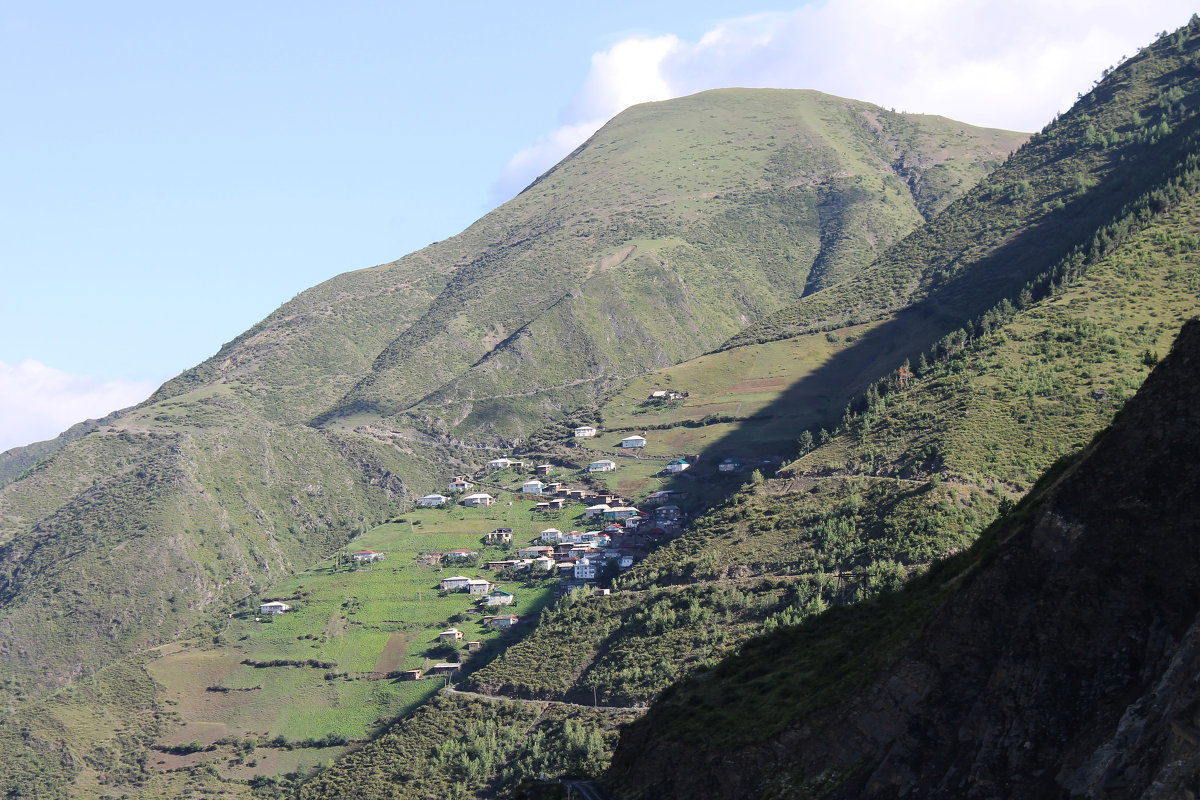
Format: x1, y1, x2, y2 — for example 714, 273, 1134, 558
350, 549, 386, 563
518, 545, 554, 559
574, 558, 600, 580
485, 560, 521, 571
259, 601, 290, 615
419, 493, 448, 507
438, 628, 463, 641
573, 425, 598, 438
665, 459, 690, 474
483, 614, 520, 629
444, 548, 477, 561
484, 590, 515, 606
589, 459, 617, 473
522, 480, 546, 495
461, 493, 495, 508
534, 464, 554, 475
718, 457, 744, 473
620, 435, 647, 448
584, 503, 611, 519
603, 506, 641, 521
467, 578, 494, 595
428, 662, 460, 676
533, 555, 557, 571
539, 527, 563, 542
485, 528, 513, 544
448, 476, 473, 492
548, 498, 566, 510
440, 575, 471, 591
487, 457, 513, 470
466, 641, 482, 652
534, 502, 550, 512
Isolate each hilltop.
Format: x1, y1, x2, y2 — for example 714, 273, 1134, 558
0, 89, 1020, 798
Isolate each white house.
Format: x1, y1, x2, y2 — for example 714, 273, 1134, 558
461, 493, 495, 508
419, 494, 448, 507
603, 507, 641, 521
350, 550, 385, 563
665, 459, 690, 474
484, 614, 520, 628
588, 459, 617, 473
444, 548, 477, 560
620, 435, 647, 448
533, 556, 556, 571
539, 527, 563, 543
438, 628, 463, 641
718, 458, 744, 473
584, 504, 611, 519
487, 457, 513, 470
574, 558, 599, 580
467, 578, 494, 595
521, 480, 546, 495
439, 575, 471, 591
448, 477, 473, 492
573, 426, 597, 438
484, 590, 515, 606
259, 601, 290, 615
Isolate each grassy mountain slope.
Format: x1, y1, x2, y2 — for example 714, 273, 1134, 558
456, 15, 1200, 717
0, 91, 1014, 684
0, 90, 1020, 798
607, 316, 1200, 800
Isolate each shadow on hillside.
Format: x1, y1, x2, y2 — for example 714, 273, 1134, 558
647, 127, 1194, 508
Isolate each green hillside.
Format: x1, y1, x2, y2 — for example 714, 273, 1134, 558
0, 88, 1021, 798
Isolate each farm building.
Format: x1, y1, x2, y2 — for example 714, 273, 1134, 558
484, 590, 515, 606
428, 663, 460, 676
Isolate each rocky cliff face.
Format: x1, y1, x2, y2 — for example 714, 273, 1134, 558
608, 320, 1200, 799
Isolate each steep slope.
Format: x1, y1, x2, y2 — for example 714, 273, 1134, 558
453, 20, 1200, 710
0, 91, 1016, 692
607, 317, 1200, 800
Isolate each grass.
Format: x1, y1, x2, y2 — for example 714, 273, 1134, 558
140, 497, 559, 784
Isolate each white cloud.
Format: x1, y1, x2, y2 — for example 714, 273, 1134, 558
495, 0, 1194, 200
0, 360, 156, 452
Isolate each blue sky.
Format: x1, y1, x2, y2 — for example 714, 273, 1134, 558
0, 0, 1192, 451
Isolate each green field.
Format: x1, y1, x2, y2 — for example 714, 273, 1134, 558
146, 493, 562, 781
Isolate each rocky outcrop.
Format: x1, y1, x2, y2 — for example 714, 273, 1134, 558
608, 320, 1200, 799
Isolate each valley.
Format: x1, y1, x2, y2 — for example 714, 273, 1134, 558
2, 17, 1200, 800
